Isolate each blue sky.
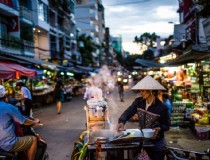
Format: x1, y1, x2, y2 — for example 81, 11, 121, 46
103, 0, 180, 54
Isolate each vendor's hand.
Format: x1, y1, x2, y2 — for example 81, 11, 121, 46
152, 127, 161, 139
116, 123, 125, 132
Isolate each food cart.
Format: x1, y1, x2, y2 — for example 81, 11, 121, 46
75, 98, 155, 160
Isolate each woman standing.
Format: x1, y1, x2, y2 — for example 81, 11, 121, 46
54, 80, 64, 114
116, 75, 170, 160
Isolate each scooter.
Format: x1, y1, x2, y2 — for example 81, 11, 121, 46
0, 121, 49, 160
0, 99, 49, 160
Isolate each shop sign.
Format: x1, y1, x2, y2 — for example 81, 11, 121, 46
173, 24, 187, 47
7, 16, 19, 32
0, 0, 13, 7
202, 18, 210, 48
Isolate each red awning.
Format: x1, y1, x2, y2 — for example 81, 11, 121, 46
0, 62, 37, 78
0, 65, 16, 79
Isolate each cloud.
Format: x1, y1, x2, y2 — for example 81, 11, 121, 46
103, 0, 179, 53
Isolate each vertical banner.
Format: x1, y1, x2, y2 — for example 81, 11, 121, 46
202, 18, 210, 48
7, 16, 19, 32
0, 0, 13, 7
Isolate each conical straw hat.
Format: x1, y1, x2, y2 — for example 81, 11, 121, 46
132, 75, 166, 90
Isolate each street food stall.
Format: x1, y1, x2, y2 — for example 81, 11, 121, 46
71, 97, 157, 160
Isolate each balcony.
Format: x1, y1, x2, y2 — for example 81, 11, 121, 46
19, 6, 33, 23
0, 35, 34, 55
0, 1, 18, 16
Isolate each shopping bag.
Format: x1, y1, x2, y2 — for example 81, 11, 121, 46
138, 149, 150, 160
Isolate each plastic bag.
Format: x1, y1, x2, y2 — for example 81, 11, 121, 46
138, 149, 150, 160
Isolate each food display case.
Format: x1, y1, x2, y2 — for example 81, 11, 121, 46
85, 98, 110, 131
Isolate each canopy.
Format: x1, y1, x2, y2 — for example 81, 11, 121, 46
135, 59, 165, 68
167, 50, 210, 66
0, 62, 37, 78
0, 65, 16, 79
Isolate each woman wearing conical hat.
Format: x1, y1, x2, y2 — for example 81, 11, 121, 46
116, 75, 170, 160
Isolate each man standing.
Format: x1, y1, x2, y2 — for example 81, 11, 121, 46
15, 81, 33, 117
0, 85, 39, 160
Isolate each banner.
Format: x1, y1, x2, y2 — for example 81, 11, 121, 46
0, 0, 13, 7
202, 18, 210, 47
7, 16, 19, 32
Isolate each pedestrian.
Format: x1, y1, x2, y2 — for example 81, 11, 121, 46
83, 76, 103, 101
162, 93, 172, 116
53, 80, 64, 114
118, 81, 124, 102
116, 75, 170, 160
15, 81, 33, 117
0, 85, 39, 160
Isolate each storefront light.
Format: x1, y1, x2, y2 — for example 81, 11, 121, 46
123, 79, 128, 83
60, 72, 64, 75
47, 71, 51, 75
117, 71, 122, 76
128, 75, 132, 79
67, 72, 74, 76
117, 77, 122, 81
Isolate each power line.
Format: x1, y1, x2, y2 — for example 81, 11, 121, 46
106, 0, 151, 6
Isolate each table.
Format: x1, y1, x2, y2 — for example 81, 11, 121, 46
85, 136, 154, 160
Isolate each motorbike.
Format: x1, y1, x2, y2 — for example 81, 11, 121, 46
165, 146, 210, 160
63, 86, 73, 101
0, 98, 49, 160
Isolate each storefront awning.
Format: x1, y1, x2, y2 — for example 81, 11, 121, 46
0, 62, 37, 78
135, 59, 165, 68
0, 65, 16, 79
167, 50, 210, 66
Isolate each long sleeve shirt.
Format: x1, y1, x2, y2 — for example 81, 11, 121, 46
118, 97, 170, 139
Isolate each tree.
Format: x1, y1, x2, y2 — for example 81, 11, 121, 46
77, 34, 100, 66
123, 54, 143, 70
133, 32, 159, 47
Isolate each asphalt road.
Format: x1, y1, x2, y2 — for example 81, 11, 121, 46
33, 85, 210, 160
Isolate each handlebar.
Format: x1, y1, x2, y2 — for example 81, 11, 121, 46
165, 146, 210, 160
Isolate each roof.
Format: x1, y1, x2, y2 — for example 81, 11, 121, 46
135, 58, 165, 68
0, 62, 37, 78
167, 50, 210, 66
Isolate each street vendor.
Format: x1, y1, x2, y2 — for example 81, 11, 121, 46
15, 81, 33, 117
116, 75, 170, 160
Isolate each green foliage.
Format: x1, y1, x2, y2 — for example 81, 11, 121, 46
142, 49, 154, 60
133, 32, 159, 47
77, 34, 100, 66
123, 54, 143, 70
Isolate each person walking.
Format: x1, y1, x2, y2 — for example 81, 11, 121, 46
118, 81, 124, 102
54, 80, 64, 114
116, 75, 170, 160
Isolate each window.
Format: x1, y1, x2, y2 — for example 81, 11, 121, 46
38, 0, 48, 22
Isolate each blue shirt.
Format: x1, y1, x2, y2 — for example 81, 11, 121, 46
164, 99, 172, 115
0, 101, 26, 151
21, 86, 32, 100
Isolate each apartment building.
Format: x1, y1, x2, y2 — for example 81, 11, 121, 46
0, 0, 81, 66
74, 0, 105, 66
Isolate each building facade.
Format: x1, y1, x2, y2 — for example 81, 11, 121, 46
0, 0, 81, 66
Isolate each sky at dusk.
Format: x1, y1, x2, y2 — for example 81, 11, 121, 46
103, 0, 180, 54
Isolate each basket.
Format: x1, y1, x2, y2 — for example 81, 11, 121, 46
195, 126, 210, 140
